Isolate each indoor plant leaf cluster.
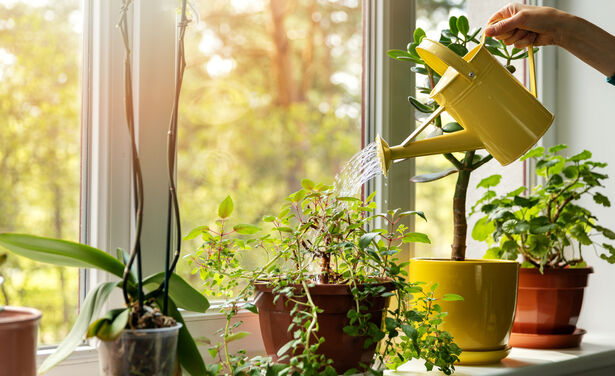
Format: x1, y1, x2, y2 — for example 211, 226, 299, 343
387, 15, 537, 261
472, 144, 615, 269
187, 179, 462, 375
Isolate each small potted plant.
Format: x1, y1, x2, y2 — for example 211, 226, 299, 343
187, 181, 463, 375
0, 1, 210, 375
386, 15, 532, 363
0, 253, 42, 376
472, 144, 615, 348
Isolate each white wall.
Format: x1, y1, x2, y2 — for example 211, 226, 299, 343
554, 0, 615, 333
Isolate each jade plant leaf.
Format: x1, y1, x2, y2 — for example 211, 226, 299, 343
39, 281, 118, 374
143, 272, 209, 313
0, 234, 125, 279
160, 297, 206, 376
410, 168, 458, 183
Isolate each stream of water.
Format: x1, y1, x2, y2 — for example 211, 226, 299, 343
333, 142, 383, 196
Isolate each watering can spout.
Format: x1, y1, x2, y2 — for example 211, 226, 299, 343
376, 131, 483, 176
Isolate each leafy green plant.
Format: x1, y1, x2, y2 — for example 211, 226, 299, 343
472, 144, 615, 269
187, 180, 462, 375
387, 15, 538, 261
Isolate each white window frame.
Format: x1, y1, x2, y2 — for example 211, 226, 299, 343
37, 1, 415, 373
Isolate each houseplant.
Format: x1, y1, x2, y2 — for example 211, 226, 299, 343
472, 144, 615, 348
385, 16, 531, 363
187, 181, 463, 375
0, 1, 210, 375
0, 253, 43, 376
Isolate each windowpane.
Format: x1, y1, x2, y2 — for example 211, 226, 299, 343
177, 0, 362, 288
414, 0, 465, 258
0, 0, 81, 345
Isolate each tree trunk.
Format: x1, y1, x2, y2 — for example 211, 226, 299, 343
451, 152, 474, 261
269, 0, 295, 107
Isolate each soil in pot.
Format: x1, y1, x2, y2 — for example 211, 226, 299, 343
0, 306, 41, 376
98, 323, 182, 376
254, 281, 393, 373
510, 267, 593, 349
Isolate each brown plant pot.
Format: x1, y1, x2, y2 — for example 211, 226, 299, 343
0, 306, 42, 376
254, 281, 393, 373
510, 267, 592, 348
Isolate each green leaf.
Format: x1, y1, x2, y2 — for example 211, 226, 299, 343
593, 192, 611, 207
143, 272, 209, 313
243, 302, 258, 314
442, 122, 463, 133
413, 28, 426, 44
548, 144, 568, 153
408, 96, 435, 113
399, 210, 427, 221
359, 232, 379, 249
456, 15, 469, 35
483, 247, 502, 259
410, 168, 458, 183
301, 178, 315, 190
447, 43, 468, 56
233, 224, 260, 235
226, 331, 250, 343
477, 174, 502, 189
0, 253, 6, 266
401, 323, 418, 340
89, 308, 130, 341
0, 234, 125, 279
218, 196, 234, 218
184, 225, 210, 241
472, 217, 495, 242
568, 150, 592, 162
387, 49, 421, 63
39, 281, 118, 374
442, 294, 464, 301
447, 17, 457, 36
563, 165, 578, 179
159, 297, 206, 376
486, 46, 508, 59
402, 232, 431, 244
520, 146, 545, 161
570, 224, 592, 245
548, 174, 563, 186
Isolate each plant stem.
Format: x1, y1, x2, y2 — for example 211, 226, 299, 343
451, 151, 474, 261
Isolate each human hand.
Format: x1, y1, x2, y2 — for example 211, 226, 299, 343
485, 3, 572, 48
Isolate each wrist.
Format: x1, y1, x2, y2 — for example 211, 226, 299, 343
553, 12, 580, 48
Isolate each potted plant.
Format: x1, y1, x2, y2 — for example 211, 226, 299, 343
472, 144, 615, 348
187, 181, 463, 375
0, 253, 43, 376
0, 1, 210, 375
385, 16, 531, 364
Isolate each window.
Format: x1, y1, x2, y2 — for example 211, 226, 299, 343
175, 0, 364, 287
0, 0, 82, 346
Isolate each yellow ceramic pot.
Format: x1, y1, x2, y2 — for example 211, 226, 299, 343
408, 258, 519, 364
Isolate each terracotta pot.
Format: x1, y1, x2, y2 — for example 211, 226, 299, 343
513, 267, 593, 335
254, 281, 393, 373
408, 259, 519, 365
0, 306, 42, 376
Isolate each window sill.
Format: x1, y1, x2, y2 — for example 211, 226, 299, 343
389, 332, 615, 376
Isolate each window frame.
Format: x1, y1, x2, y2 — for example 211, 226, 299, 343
37, 0, 416, 373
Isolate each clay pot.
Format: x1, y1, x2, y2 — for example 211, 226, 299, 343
253, 281, 393, 373
0, 306, 42, 376
513, 267, 593, 335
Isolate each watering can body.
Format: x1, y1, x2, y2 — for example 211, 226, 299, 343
377, 38, 554, 173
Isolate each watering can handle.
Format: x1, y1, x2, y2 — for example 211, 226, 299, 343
415, 39, 476, 82
481, 19, 537, 98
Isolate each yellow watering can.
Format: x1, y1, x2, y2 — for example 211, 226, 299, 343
376, 34, 554, 175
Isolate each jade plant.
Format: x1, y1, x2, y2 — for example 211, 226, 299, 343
387, 15, 538, 261
187, 180, 462, 376
0, 1, 210, 374
471, 144, 615, 269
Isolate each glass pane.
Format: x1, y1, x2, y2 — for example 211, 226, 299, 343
177, 0, 362, 290
414, 0, 466, 258
0, 0, 81, 345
